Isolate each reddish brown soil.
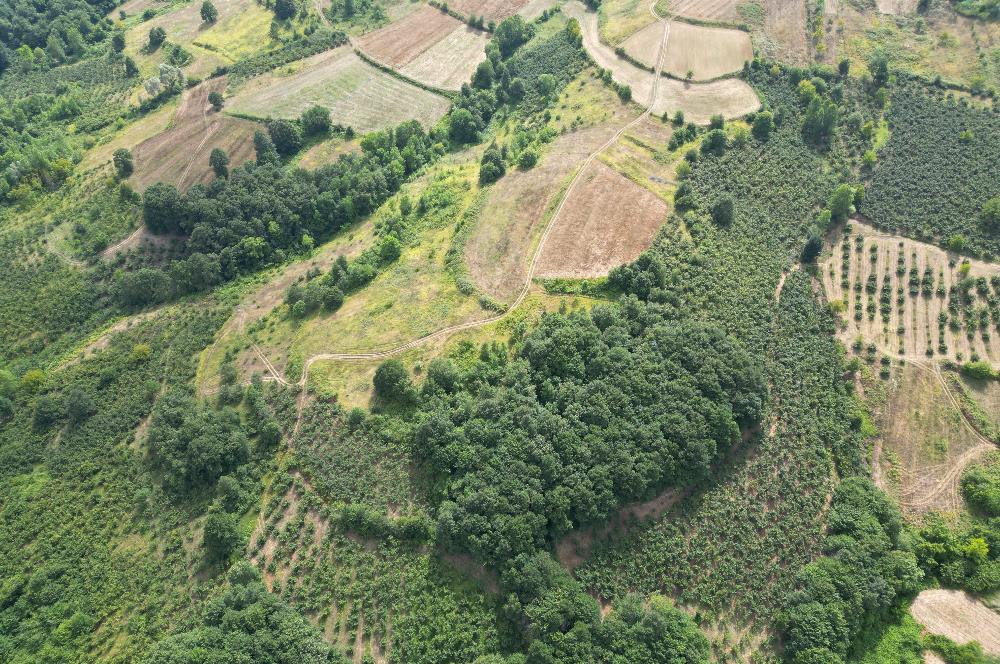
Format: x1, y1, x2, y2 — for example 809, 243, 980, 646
446, 0, 530, 22
131, 77, 259, 191
357, 6, 464, 67
536, 160, 668, 278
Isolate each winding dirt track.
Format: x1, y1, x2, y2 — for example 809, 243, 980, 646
250, 3, 676, 432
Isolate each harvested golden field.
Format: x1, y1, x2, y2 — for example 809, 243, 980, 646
622, 20, 752, 80
821, 220, 1000, 364
465, 126, 618, 302
665, 0, 740, 21
536, 161, 668, 278
399, 25, 490, 90
131, 78, 259, 190
357, 5, 464, 67
226, 47, 451, 132
869, 362, 992, 517
911, 589, 1000, 655
567, 2, 760, 122
447, 0, 530, 22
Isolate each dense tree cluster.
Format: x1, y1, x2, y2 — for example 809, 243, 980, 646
414, 303, 765, 566
145, 562, 342, 664
781, 478, 922, 664
0, 0, 114, 71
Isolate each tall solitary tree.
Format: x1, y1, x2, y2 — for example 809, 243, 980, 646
209, 148, 229, 178
113, 148, 134, 179
201, 0, 219, 23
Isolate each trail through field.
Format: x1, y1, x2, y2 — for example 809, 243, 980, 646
240, 1, 676, 433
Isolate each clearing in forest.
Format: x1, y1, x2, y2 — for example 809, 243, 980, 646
566, 2, 760, 122
622, 20, 752, 80
131, 77, 259, 191
226, 47, 451, 132
465, 125, 619, 302
447, 0, 530, 22
911, 590, 1000, 655
869, 363, 992, 517
536, 160, 669, 278
821, 220, 1000, 364
399, 25, 491, 91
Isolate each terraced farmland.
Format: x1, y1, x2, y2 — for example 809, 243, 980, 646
226, 47, 451, 132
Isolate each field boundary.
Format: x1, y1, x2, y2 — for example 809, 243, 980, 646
352, 46, 458, 100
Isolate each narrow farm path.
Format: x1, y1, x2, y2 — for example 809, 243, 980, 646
264, 2, 676, 433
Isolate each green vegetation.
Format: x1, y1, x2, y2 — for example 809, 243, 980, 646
862, 84, 1000, 258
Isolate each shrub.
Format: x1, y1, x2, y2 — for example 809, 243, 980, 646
301, 105, 331, 136
112, 148, 133, 179
373, 359, 413, 402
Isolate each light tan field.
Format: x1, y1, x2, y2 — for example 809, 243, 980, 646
821, 220, 1000, 364
623, 20, 752, 80
761, 0, 809, 64
876, 0, 920, 15
465, 126, 618, 302
226, 47, 451, 132
357, 5, 464, 67
398, 25, 490, 90
870, 362, 992, 517
666, 0, 740, 21
911, 590, 1000, 655
447, 0, 530, 22
536, 161, 668, 278
567, 2, 760, 122
131, 78, 259, 190
295, 137, 361, 170
518, 0, 560, 19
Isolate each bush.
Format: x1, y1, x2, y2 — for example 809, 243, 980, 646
960, 360, 995, 380
301, 105, 331, 136
148, 26, 166, 50
113, 148, 133, 179
373, 359, 413, 402
202, 509, 242, 562
267, 119, 303, 156
479, 144, 506, 184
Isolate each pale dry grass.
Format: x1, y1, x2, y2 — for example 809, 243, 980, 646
623, 20, 752, 80
911, 589, 1000, 654
398, 25, 489, 90
357, 5, 462, 67
447, 0, 530, 21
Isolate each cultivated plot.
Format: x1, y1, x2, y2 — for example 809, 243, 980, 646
131, 77, 259, 190
622, 20, 752, 80
821, 220, 1000, 363
465, 126, 619, 302
226, 47, 451, 132
357, 5, 465, 67
399, 25, 490, 91
566, 2, 760, 122
598, 0, 659, 45
665, 0, 740, 21
536, 161, 668, 278
911, 590, 1000, 655
447, 0, 530, 22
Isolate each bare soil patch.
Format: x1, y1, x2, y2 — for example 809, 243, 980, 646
399, 25, 489, 91
567, 3, 760, 122
131, 78, 259, 190
447, 0, 530, 22
624, 20, 752, 80
226, 47, 451, 132
667, 0, 740, 21
911, 589, 1000, 655
536, 160, 668, 278
876, 0, 920, 15
465, 125, 618, 302
821, 219, 1000, 364
871, 362, 991, 517
357, 5, 464, 67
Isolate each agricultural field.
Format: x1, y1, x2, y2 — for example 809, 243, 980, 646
447, 0, 530, 22
130, 78, 260, 190
465, 125, 618, 301
598, 0, 659, 45
597, 115, 678, 202
80, 97, 180, 172
663, 0, 741, 21
867, 362, 993, 516
226, 47, 452, 132
121, 0, 277, 79
536, 160, 669, 278
567, 2, 761, 122
356, 6, 489, 91
911, 589, 1000, 655
398, 25, 491, 91
821, 220, 1000, 363
622, 21, 753, 80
